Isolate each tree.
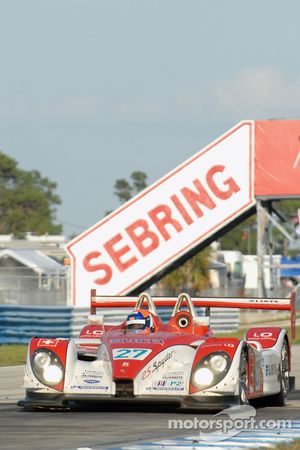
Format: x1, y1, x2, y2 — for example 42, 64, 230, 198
112, 170, 211, 294
114, 171, 148, 203
156, 249, 211, 296
0, 151, 62, 237
219, 199, 300, 255
219, 217, 256, 254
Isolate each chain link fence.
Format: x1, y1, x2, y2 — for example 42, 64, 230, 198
0, 269, 69, 307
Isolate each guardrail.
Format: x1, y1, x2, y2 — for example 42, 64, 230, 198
0, 305, 89, 344
0, 305, 240, 344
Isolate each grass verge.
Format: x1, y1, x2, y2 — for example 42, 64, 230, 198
0, 344, 27, 367
259, 438, 300, 450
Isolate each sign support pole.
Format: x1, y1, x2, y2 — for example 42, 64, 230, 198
267, 201, 275, 296
257, 200, 266, 298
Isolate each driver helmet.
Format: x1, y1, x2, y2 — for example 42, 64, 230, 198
125, 310, 154, 334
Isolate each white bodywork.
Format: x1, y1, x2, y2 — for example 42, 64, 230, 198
22, 333, 285, 400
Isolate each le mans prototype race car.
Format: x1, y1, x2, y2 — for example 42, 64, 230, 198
18, 290, 296, 410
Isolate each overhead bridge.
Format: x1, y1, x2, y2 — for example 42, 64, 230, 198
67, 120, 300, 306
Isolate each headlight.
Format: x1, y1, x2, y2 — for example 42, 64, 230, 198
43, 365, 63, 384
193, 367, 214, 387
210, 354, 228, 373
33, 351, 51, 369
191, 351, 230, 391
31, 349, 64, 387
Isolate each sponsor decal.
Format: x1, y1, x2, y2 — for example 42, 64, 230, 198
249, 298, 282, 304
81, 329, 103, 337
84, 379, 101, 384
153, 350, 174, 372
142, 367, 152, 380
121, 362, 129, 367
142, 350, 175, 379
264, 363, 278, 377
152, 379, 184, 391
82, 370, 103, 380
201, 342, 235, 348
163, 373, 184, 380
111, 338, 163, 344
71, 385, 109, 390
37, 339, 58, 347
252, 332, 276, 341
112, 348, 152, 360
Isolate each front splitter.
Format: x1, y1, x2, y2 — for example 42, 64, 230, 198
18, 390, 239, 411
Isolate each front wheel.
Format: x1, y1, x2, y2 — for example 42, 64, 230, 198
239, 350, 249, 405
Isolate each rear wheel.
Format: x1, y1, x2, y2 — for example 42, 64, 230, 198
239, 350, 249, 405
268, 339, 289, 407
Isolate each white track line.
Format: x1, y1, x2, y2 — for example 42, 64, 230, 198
112, 420, 300, 450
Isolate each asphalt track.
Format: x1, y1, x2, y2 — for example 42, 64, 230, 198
1, 346, 300, 450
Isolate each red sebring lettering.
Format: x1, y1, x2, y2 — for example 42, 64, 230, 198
171, 194, 194, 225
83, 251, 112, 285
148, 204, 183, 241
82, 164, 242, 286
181, 179, 216, 218
126, 219, 160, 256
103, 233, 137, 272
206, 165, 240, 200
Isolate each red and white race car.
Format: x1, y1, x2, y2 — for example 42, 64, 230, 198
18, 290, 296, 410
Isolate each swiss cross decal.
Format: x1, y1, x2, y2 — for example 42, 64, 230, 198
37, 339, 58, 347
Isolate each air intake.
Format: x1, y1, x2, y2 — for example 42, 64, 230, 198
115, 379, 134, 398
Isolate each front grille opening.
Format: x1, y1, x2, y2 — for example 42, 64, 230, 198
115, 379, 134, 398
77, 352, 98, 362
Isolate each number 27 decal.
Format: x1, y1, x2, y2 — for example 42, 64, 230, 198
112, 348, 152, 360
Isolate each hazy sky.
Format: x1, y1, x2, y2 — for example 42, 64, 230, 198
1, 1, 299, 238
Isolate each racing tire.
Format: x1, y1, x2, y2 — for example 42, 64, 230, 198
267, 339, 289, 407
239, 350, 249, 405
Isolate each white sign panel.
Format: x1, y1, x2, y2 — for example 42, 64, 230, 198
67, 121, 254, 306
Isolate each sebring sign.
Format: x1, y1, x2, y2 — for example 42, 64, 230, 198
67, 121, 254, 306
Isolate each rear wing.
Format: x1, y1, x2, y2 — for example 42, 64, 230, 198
90, 289, 296, 339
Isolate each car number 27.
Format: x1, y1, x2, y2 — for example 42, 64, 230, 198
112, 348, 152, 360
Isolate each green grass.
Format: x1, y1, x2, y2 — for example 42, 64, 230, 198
242, 312, 300, 325
257, 438, 300, 450
0, 344, 27, 366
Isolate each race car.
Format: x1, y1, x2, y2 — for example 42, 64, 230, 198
18, 290, 296, 410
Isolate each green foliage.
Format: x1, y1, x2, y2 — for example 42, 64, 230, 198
114, 178, 132, 203
0, 151, 62, 237
130, 170, 148, 193
274, 199, 300, 218
219, 216, 257, 254
114, 171, 148, 203
156, 248, 211, 295
219, 199, 300, 255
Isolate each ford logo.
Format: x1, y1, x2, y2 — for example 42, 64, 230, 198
84, 379, 100, 384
